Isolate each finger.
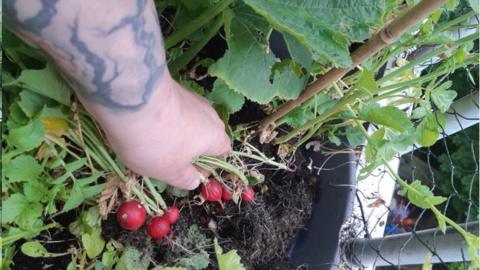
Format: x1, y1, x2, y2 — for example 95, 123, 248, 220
196, 167, 211, 178
203, 132, 232, 158
167, 164, 201, 190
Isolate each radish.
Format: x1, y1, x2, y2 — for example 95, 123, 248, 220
222, 187, 233, 201
241, 187, 255, 202
200, 179, 224, 208
163, 206, 180, 224
116, 200, 147, 230
147, 216, 171, 239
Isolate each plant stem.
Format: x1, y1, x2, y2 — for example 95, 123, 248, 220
194, 156, 249, 185
380, 54, 478, 91
143, 177, 167, 209
170, 15, 224, 75
259, 0, 448, 132
382, 160, 478, 246
230, 151, 288, 170
378, 32, 478, 84
434, 10, 476, 33
275, 91, 364, 144
164, 0, 232, 49
1, 223, 60, 247
78, 116, 162, 215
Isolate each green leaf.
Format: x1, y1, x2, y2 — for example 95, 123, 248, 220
116, 246, 150, 270
357, 69, 379, 94
178, 250, 210, 270
167, 186, 190, 197
82, 228, 105, 259
13, 64, 71, 106
431, 88, 457, 113
400, 180, 447, 209
101, 242, 118, 268
21, 241, 49, 258
51, 159, 88, 184
208, 79, 245, 113
18, 90, 57, 118
9, 102, 30, 125
7, 118, 45, 151
328, 132, 342, 146
411, 106, 429, 119
365, 127, 386, 164
345, 126, 364, 147
161, 268, 188, 270
415, 113, 446, 147
2, 194, 43, 228
2, 194, 31, 223
4, 155, 42, 183
179, 79, 206, 96
282, 107, 315, 128
359, 104, 412, 132
24, 181, 48, 202
209, 7, 305, 104
466, 233, 480, 269
63, 176, 103, 212
214, 239, 245, 270
244, 0, 384, 67
69, 207, 102, 237
283, 32, 313, 70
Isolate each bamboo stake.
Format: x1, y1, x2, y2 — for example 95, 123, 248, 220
258, 0, 448, 134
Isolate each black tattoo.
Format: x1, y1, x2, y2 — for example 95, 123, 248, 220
4, 0, 59, 34
5, 0, 167, 111
98, 0, 165, 110
69, 18, 126, 109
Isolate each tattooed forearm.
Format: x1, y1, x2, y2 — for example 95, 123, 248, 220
4, 0, 166, 111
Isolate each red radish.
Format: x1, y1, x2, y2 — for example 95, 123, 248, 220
163, 206, 180, 224
147, 216, 171, 239
200, 179, 224, 208
241, 187, 255, 202
222, 188, 233, 201
116, 200, 147, 230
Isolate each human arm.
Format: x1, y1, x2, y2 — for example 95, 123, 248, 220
4, 0, 231, 189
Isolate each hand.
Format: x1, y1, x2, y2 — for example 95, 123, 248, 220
5, 0, 231, 189
83, 74, 231, 190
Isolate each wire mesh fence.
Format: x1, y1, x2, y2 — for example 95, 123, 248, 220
340, 84, 479, 269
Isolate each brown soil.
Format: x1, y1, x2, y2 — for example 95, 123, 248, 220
101, 144, 318, 270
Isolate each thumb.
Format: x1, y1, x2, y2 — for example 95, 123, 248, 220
167, 164, 201, 190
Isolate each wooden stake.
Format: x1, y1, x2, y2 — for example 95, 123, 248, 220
259, 0, 448, 134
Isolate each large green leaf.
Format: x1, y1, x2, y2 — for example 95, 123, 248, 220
7, 118, 45, 151
415, 113, 446, 147
244, 0, 385, 67
2, 194, 43, 228
208, 79, 245, 113
4, 155, 42, 183
359, 104, 412, 132
12, 64, 71, 106
283, 32, 313, 70
18, 90, 57, 118
209, 7, 305, 104
431, 88, 457, 113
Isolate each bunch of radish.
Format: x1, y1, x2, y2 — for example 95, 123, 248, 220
116, 200, 179, 240
200, 178, 255, 208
